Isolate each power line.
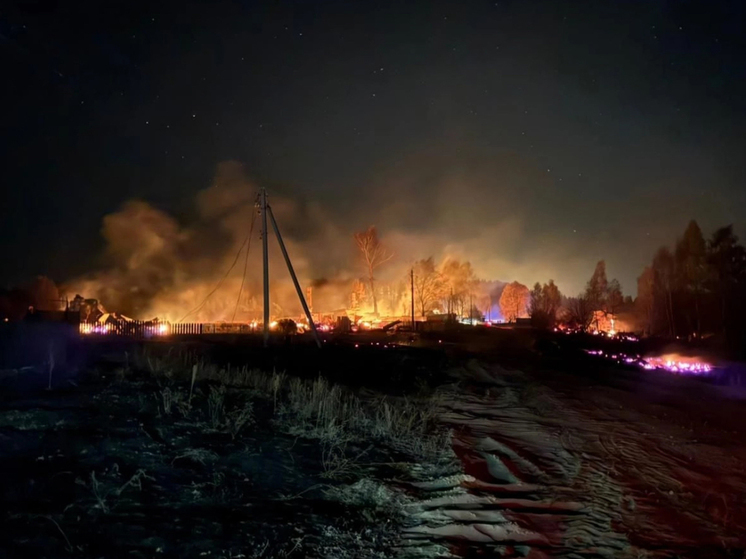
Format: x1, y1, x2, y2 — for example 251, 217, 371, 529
231, 207, 258, 322
178, 202, 258, 323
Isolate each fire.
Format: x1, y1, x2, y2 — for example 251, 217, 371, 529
585, 348, 714, 375
643, 353, 713, 374
80, 323, 114, 335
79, 321, 172, 337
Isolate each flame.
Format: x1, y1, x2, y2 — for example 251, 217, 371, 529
79, 321, 171, 336
645, 353, 713, 374
585, 348, 714, 375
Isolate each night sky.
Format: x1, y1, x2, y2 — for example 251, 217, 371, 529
2, 0, 745, 295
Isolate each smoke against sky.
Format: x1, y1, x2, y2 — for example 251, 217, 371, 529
66, 153, 711, 321
2, 0, 745, 296
68, 162, 357, 320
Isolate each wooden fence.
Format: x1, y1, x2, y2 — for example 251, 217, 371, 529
80, 321, 204, 337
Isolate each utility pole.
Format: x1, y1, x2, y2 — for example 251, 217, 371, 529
268, 206, 322, 349
410, 268, 415, 331
306, 287, 313, 314
470, 294, 473, 325
261, 188, 270, 347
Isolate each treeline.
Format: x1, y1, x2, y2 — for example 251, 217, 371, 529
530, 260, 628, 331
636, 220, 746, 352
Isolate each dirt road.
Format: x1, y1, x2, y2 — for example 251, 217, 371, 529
403, 360, 746, 558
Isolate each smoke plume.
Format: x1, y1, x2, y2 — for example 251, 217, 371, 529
65, 156, 597, 321
66, 162, 357, 321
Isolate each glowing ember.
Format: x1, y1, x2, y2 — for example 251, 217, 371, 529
645, 354, 713, 374
584, 349, 714, 375
79, 321, 172, 337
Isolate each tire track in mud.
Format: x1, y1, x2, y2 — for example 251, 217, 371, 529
399, 369, 629, 558
398, 363, 746, 558
562, 400, 746, 556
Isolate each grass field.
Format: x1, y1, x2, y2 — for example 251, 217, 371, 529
0, 337, 460, 559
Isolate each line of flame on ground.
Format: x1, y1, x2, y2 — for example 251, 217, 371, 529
585, 349, 714, 375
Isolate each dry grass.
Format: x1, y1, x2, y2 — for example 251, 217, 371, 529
208, 384, 226, 429
132, 347, 452, 463
75, 468, 155, 514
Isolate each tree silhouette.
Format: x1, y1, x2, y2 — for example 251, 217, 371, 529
635, 266, 655, 336
583, 260, 624, 330
707, 225, 746, 339
652, 247, 676, 337
529, 280, 562, 328
675, 220, 707, 337
566, 295, 593, 331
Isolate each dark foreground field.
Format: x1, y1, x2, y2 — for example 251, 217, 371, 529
1, 327, 746, 558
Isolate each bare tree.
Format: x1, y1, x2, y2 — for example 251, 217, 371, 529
354, 226, 393, 315
412, 257, 445, 317
439, 258, 477, 316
